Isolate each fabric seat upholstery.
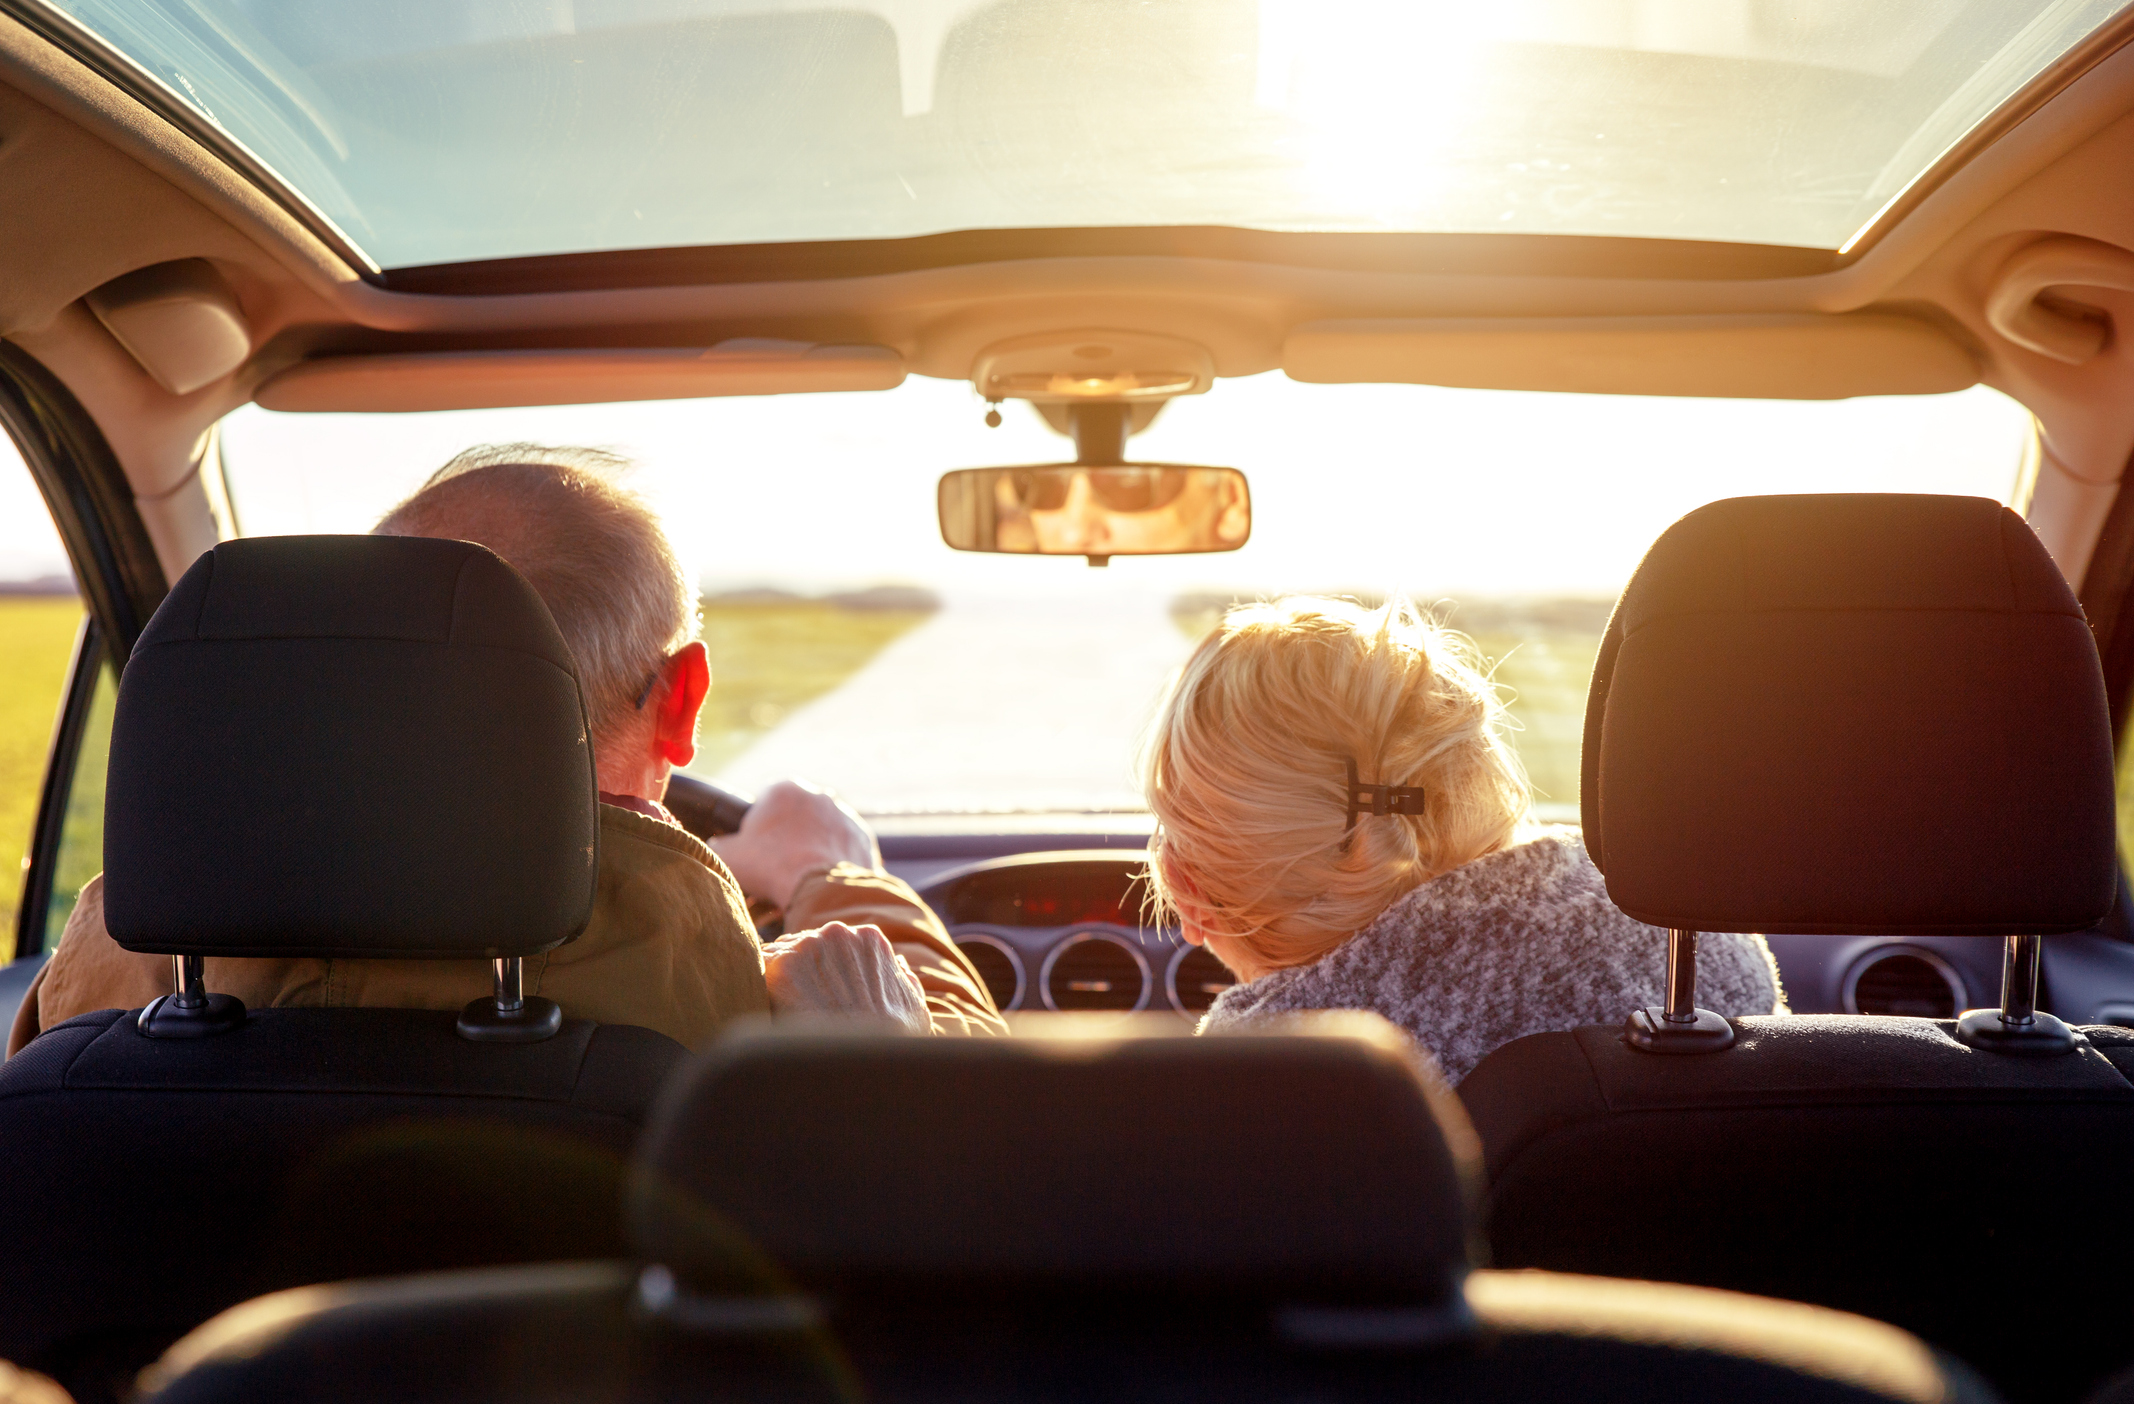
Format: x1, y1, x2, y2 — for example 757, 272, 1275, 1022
138, 1021, 1992, 1404
0, 538, 687, 1403
1458, 495, 2122, 1404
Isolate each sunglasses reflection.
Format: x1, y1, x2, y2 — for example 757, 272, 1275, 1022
964, 466, 1251, 556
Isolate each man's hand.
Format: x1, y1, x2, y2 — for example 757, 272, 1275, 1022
762, 922, 929, 1035
708, 778, 881, 908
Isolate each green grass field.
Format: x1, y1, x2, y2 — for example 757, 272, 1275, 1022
0, 598, 86, 956
692, 600, 936, 775
1171, 595, 1604, 817
2118, 744, 2134, 881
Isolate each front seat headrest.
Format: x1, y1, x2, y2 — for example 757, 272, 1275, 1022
104, 535, 598, 959
1583, 493, 2113, 936
630, 1018, 1477, 1312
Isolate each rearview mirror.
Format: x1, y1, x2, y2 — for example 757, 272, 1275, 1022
938, 465, 1251, 561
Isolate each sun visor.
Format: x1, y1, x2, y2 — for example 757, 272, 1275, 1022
1283, 314, 1977, 400
256, 341, 905, 412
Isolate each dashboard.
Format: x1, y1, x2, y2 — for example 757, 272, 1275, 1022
913, 851, 1230, 1019
662, 781, 2134, 1034
888, 837, 2134, 1030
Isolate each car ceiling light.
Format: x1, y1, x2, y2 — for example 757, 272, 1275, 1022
972, 330, 1215, 404
990, 370, 1201, 399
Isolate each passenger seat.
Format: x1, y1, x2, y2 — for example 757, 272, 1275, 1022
139, 1018, 1993, 1404
1458, 494, 2130, 1404
0, 537, 687, 1401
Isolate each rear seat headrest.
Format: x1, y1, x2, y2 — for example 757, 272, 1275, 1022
104, 535, 598, 959
629, 1018, 1477, 1308
1583, 493, 2114, 936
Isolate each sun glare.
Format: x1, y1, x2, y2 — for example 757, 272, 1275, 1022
1261, 0, 1491, 225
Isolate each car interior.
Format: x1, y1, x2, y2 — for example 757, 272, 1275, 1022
6, 2, 2134, 1402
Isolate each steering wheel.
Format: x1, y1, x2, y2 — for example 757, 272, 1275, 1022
663, 772, 755, 839
663, 774, 783, 938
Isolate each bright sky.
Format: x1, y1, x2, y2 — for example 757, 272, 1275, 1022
0, 434, 69, 583
2, 374, 2031, 595
183, 373, 2032, 602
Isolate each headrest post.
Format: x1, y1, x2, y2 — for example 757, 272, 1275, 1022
457, 957, 561, 1043
494, 957, 524, 1014
2000, 933, 2039, 1025
137, 954, 246, 1039
1955, 934, 2078, 1055
1661, 927, 1698, 1025
1624, 929, 1735, 1054
170, 955, 203, 1010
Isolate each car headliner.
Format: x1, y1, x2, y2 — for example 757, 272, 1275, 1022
3, 2, 2134, 611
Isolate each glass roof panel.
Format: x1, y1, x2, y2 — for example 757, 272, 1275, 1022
37, 0, 2133, 269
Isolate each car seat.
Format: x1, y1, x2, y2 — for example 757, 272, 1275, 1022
0, 537, 688, 1401
1457, 494, 2132, 1404
136, 1018, 1993, 1404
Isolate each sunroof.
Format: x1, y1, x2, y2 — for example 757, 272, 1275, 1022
32, 0, 2133, 272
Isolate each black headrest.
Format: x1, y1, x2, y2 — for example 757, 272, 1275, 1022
629, 1019, 1476, 1310
1583, 494, 2114, 936
104, 536, 598, 958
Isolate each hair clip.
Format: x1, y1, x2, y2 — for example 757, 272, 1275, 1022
1341, 756, 1427, 852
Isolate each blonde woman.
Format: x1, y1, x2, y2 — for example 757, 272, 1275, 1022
1145, 596, 1781, 1082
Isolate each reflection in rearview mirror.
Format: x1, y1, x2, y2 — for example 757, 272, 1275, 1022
938, 465, 1251, 560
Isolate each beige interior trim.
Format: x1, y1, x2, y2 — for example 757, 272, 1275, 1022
10, 305, 248, 581
3, 0, 2132, 361
85, 260, 252, 395
2026, 442, 2121, 587
1282, 315, 1978, 400
1983, 234, 2134, 364
0, 11, 359, 301
254, 343, 906, 413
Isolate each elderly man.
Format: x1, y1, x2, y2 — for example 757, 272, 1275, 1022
9, 445, 1004, 1053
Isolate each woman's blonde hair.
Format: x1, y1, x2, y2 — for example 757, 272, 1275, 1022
1143, 595, 1531, 972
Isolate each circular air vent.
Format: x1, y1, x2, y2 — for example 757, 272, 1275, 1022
1041, 933, 1150, 1012
953, 933, 1025, 1012
1842, 945, 1968, 1018
1168, 945, 1236, 1015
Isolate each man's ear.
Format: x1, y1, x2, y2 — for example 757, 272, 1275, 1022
653, 641, 711, 767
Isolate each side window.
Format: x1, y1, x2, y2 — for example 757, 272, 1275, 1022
44, 666, 114, 943
0, 432, 87, 962
2119, 720, 2134, 882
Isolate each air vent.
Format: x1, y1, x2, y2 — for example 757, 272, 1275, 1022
1842, 946, 1967, 1018
1041, 933, 1150, 1012
1169, 946, 1236, 1015
953, 934, 1025, 1012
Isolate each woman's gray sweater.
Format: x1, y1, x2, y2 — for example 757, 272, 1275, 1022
1199, 829, 1783, 1083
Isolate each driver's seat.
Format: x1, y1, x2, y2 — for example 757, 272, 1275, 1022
0, 537, 687, 1403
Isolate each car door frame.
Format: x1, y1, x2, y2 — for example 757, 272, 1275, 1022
0, 342, 166, 961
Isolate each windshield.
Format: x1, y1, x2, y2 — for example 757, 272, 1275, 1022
34, 0, 2129, 266
217, 376, 2032, 820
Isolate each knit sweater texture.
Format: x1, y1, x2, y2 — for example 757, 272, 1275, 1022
1200, 829, 1784, 1082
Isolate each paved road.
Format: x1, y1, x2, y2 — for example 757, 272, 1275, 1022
712, 590, 1194, 815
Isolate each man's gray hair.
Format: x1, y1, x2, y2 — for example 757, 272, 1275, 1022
375, 444, 699, 749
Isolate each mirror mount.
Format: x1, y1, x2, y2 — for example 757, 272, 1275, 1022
1070, 403, 1144, 557
1069, 401, 1131, 466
